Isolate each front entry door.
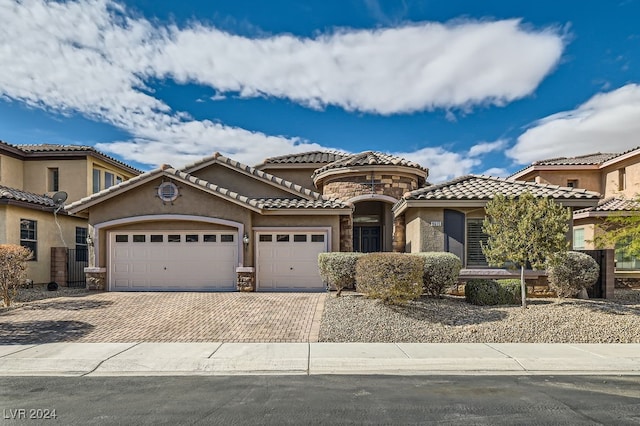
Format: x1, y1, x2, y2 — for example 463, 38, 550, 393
354, 226, 381, 252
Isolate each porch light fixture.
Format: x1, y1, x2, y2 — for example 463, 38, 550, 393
243, 233, 250, 247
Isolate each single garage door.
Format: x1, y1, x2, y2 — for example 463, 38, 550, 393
109, 231, 238, 291
256, 231, 328, 291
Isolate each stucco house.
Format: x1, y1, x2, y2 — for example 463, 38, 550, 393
0, 141, 140, 284
510, 147, 640, 278
66, 150, 601, 292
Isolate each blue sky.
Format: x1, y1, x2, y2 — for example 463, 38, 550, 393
0, 0, 639, 182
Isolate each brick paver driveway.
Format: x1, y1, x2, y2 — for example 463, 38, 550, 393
0, 292, 326, 344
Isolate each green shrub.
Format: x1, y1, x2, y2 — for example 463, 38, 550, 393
355, 253, 423, 305
547, 251, 599, 298
318, 252, 364, 296
412, 252, 462, 297
465, 279, 520, 306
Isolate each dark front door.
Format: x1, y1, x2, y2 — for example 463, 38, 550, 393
354, 226, 381, 253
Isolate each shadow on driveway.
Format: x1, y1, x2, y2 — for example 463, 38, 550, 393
0, 320, 94, 344
18, 299, 114, 311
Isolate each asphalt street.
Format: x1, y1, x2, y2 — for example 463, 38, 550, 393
1, 375, 639, 425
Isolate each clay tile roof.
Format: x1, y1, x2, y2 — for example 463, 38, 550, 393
574, 197, 640, 214
532, 152, 620, 166
403, 175, 601, 201
251, 197, 350, 209
259, 150, 349, 165
312, 151, 427, 177
0, 185, 57, 207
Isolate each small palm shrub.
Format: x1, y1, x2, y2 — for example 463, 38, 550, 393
547, 251, 599, 298
0, 244, 32, 307
465, 279, 520, 306
318, 252, 364, 296
412, 252, 462, 297
355, 253, 423, 305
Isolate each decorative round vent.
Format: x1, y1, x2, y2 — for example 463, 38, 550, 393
157, 182, 179, 202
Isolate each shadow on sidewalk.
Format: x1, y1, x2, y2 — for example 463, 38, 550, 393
0, 320, 94, 344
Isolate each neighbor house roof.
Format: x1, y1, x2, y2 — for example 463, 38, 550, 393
393, 175, 601, 214
0, 140, 141, 175
509, 146, 640, 179
573, 197, 640, 219
257, 150, 349, 166
66, 163, 351, 215
0, 185, 57, 208
312, 151, 428, 179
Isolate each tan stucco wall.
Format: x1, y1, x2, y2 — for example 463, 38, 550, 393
0, 154, 24, 188
404, 208, 445, 253
23, 159, 88, 202
1, 205, 87, 284
87, 157, 138, 197
602, 159, 640, 199
534, 170, 602, 193
257, 167, 317, 190
190, 164, 295, 198
251, 214, 340, 252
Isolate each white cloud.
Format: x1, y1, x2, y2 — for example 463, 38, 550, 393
482, 167, 510, 177
393, 147, 479, 183
467, 139, 507, 157
508, 84, 640, 164
0, 0, 564, 168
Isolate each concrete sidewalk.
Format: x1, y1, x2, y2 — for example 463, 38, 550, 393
1, 343, 639, 376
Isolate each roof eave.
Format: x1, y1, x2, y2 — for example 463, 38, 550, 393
261, 208, 352, 215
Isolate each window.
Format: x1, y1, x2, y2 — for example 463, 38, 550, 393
75, 227, 88, 262
133, 235, 146, 243
115, 176, 123, 185
92, 169, 101, 193
311, 234, 325, 243
276, 234, 290, 242
20, 219, 37, 261
618, 168, 626, 191
573, 228, 585, 250
115, 235, 128, 243
466, 218, 488, 267
203, 235, 217, 242
105, 172, 114, 189
259, 234, 272, 242
48, 168, 59, 192
168, 235, 181, 242
294, 234, 307, 242
150, 235, 163, 243
567, 179, 579, 188
186, 234, 199, 242
221, 234, 234, 242
615, 237, 640, 270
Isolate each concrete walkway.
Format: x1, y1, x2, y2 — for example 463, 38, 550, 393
1, 343, 639, 376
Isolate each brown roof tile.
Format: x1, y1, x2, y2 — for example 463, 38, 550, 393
574, 197, 640, 214
312, 151, 427, 178
259, 150, 349, 165
0, 185, 57, 207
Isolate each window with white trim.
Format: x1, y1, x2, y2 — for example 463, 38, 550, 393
20, 219, 37, 261
573, 228, 585, 250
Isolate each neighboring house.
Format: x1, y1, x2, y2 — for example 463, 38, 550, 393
67, 150, 600, 292
510, 147, 640, 278
0, 141, 140, 284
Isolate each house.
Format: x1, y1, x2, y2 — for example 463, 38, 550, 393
510, 147, 640, 279
66, 150, 600, 292
0, 141, 140, 284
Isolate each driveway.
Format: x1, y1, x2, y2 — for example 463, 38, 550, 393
0, 292, 326, 344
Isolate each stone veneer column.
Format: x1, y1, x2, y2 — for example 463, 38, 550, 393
236, 267, 255, 292
392, 214, 406, 253
340, 215, 353, 252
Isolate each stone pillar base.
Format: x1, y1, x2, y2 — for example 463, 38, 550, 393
84, 267, 106, 291
236, 267, 255, 292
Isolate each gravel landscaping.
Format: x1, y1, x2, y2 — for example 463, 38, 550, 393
1, 285, 88, 309
319, 288, 640, 343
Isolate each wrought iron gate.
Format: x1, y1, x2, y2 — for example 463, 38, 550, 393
67, 248, 88, 288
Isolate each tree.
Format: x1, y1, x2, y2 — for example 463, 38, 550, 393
593, 199, 640, 258
0, 244, 32, 307
482, 192, 571, 308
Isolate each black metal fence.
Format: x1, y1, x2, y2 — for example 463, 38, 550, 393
67, 248, 88, 288
579, 249, 613, 299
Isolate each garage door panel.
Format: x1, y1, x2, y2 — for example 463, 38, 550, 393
110, 231, 238, 291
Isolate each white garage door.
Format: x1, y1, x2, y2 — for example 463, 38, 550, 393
109, 231, 238, 291
256, 231, 328, 291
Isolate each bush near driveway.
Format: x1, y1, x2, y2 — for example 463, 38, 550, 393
465, 279, 520, 306
318, 252, 364, 296
547, 251, 599, 298
355, 253, 423, 305
412, 252, 462, 297
0, 244, 32, 307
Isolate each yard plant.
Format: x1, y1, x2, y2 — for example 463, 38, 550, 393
547, 251, 599, 298
465, 279, 520, 305
0, 244, 32, 307
318, 252, 364, 296
412, 252, 462, 297
355, 253, 423, 305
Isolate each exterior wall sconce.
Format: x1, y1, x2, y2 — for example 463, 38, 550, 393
243, 233, 250, 248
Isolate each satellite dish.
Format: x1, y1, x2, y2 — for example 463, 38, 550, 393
52, 191, 68, 205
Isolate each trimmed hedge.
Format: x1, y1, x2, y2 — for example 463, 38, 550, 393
547, 251, 599, 298
465, 279, 520, 306
318, 252, 364, 296
412, 252, 462, 297
355, 253, 423, 305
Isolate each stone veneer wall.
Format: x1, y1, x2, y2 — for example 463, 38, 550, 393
322, 174, 419, 201
50, 247, 68, 287
339, 215, 353, 252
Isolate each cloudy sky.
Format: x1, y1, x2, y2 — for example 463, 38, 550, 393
0, 0, 638, 182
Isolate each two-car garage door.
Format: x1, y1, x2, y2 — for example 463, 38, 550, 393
109, 231, 238, 291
